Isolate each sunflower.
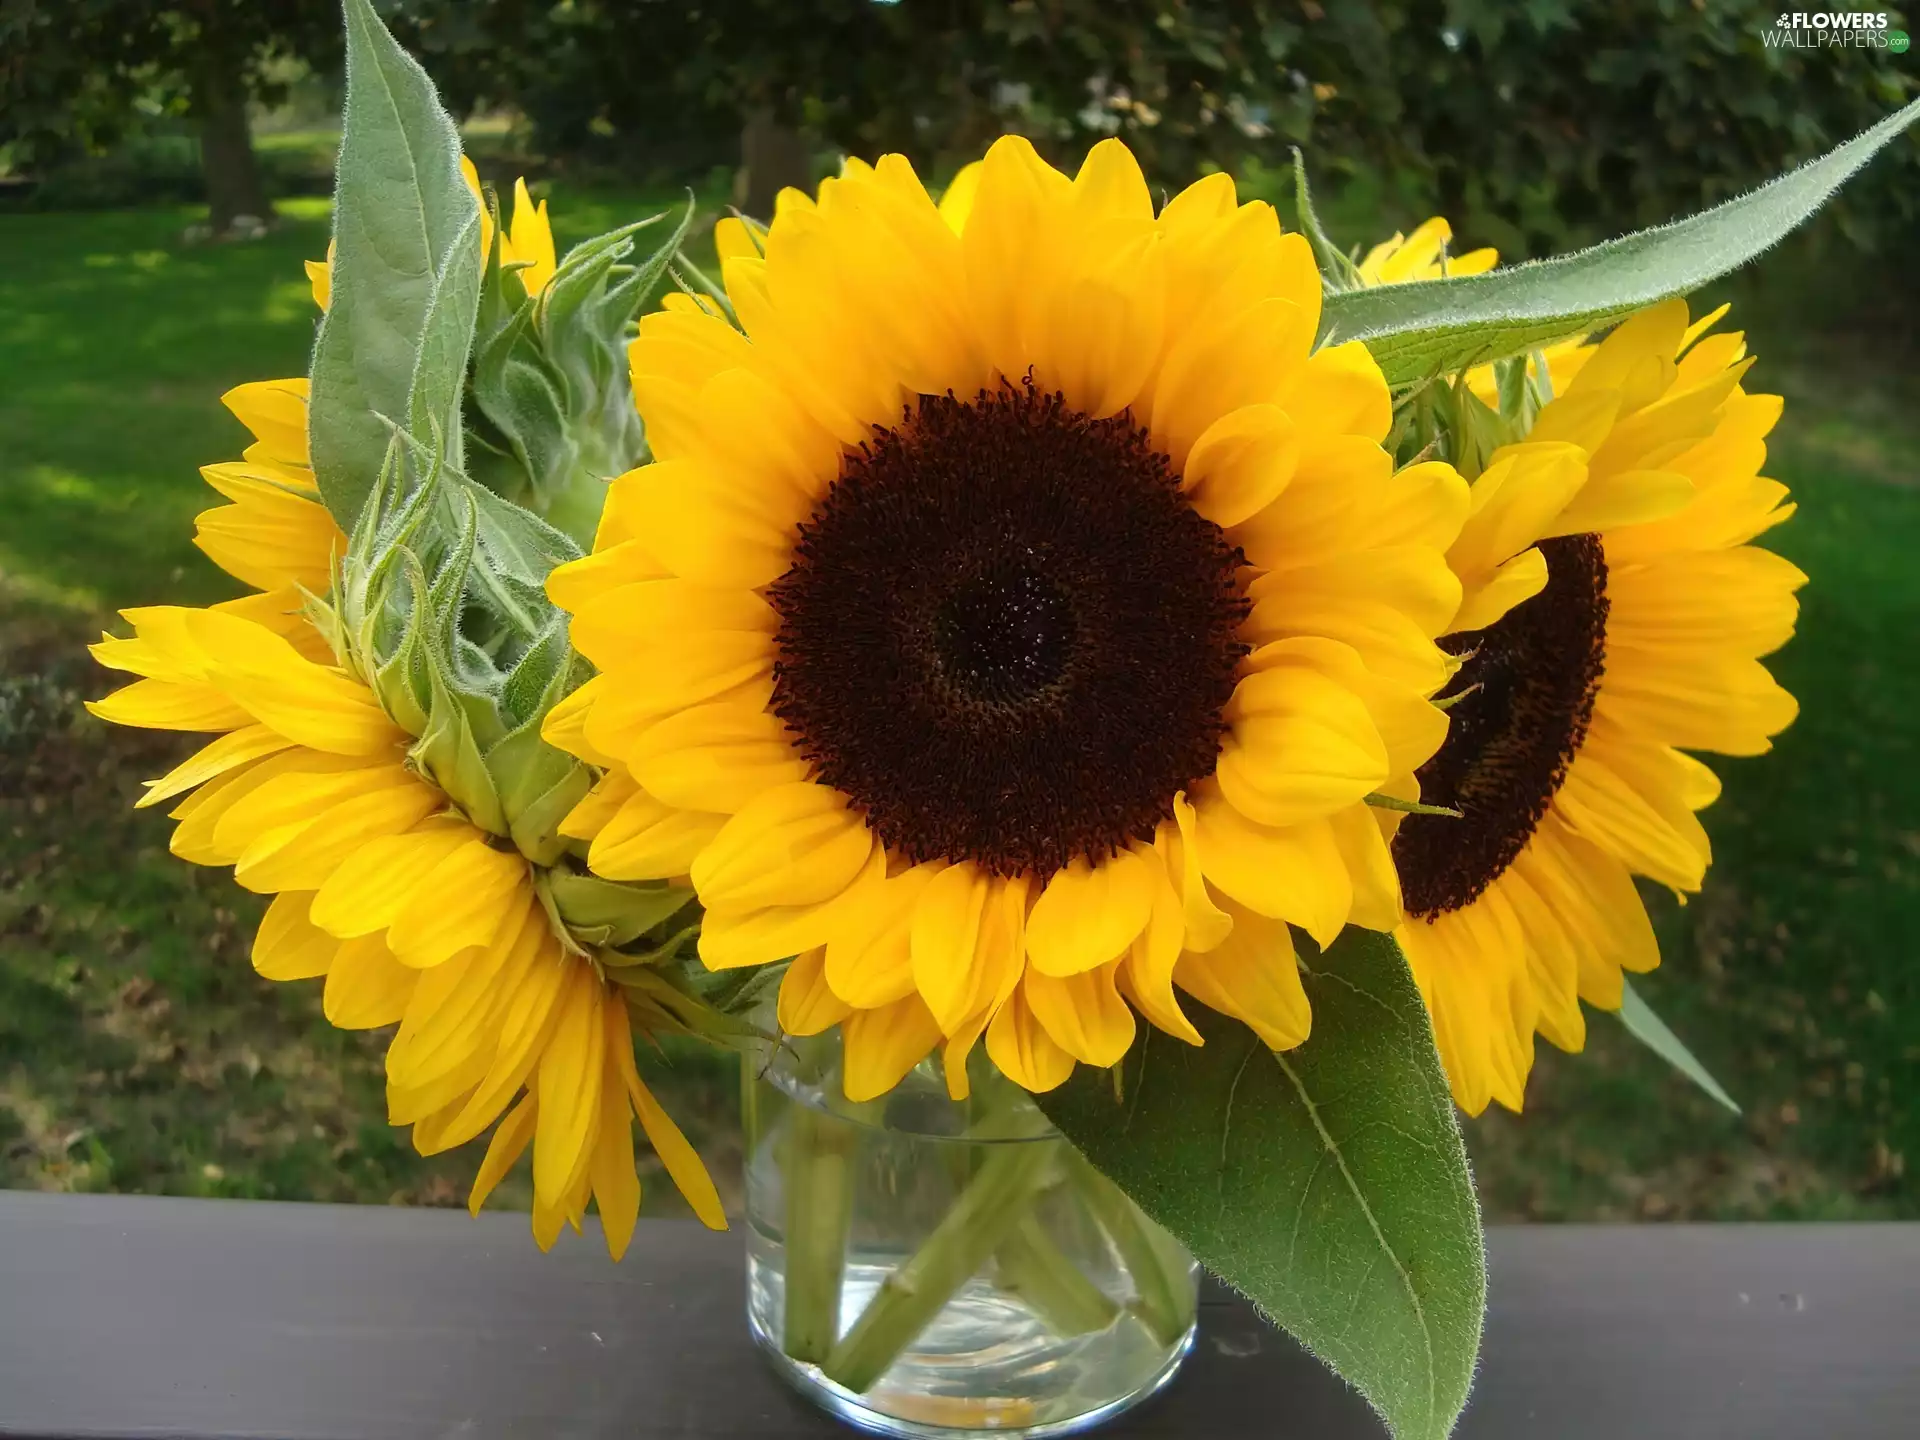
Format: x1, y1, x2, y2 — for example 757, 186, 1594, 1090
98, 178, 716, 1245
544, 137, 1470, 1102
306, 158, 554, 312
1386, 298, 1804, 1113
87, 603, 726, 1253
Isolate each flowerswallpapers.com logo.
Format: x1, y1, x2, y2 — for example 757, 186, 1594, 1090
1767, 11, 1911, 49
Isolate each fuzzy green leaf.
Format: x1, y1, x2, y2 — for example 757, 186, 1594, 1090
1037, 930, 1485, 1440
1616, 976, 1741, 1117
309, 0, 482, 528
1321, 98, 1920, 387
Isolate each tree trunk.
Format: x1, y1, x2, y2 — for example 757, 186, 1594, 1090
189, 48, 269, 237
735, 109, 813, 223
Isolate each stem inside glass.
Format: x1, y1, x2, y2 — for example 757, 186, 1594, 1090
743, 1035, 1199, 1439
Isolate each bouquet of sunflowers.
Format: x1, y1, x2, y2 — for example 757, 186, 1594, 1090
87, 4, 1918, 1436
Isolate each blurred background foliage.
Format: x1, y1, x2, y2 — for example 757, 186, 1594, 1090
0, 1, 1916, 1227
4, 2, 1916, 250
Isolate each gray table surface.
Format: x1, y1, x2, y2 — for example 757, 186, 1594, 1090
0, 1191, 1914, 1439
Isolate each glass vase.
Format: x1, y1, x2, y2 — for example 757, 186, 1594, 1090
743, 1034, 1199, 1438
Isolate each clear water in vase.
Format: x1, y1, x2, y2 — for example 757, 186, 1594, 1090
743, 1040, 1198, 1438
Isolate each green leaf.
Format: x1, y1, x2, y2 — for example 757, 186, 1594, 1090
309, 0, 482, 528
1321, 98, 1920, 387
1037, 930, 1484, 1440
1616, 976, 1740, 1117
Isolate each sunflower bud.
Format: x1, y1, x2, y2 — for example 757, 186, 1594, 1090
467, 195, 692, 548
331, 457, 595, 865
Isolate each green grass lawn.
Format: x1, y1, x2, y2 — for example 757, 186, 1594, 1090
2, 179, 1915, 1224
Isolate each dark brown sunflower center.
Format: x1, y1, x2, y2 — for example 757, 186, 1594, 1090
933, 565, 1075, 706
1393, 533, 1610, 918
768, 381, 1249, 877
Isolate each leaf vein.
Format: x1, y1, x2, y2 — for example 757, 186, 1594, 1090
1273, 1049, 1438, 1437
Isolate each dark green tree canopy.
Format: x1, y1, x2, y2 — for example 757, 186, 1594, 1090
0, 0, 341, 230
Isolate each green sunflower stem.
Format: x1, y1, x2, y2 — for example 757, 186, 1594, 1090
993, 1209, 1121, 1338
1065, 1148, 1194, 1347
820, 1136, 1057, 1395
781, 1099, 858, 1366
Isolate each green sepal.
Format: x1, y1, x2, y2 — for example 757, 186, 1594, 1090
413, 648, 508, 836
1366, 792, 1461, 818
542, 870, 697, 948
1389, 367, 1513, 479
669, 237, 736, 323
1292, 149, 1358, 292
469, 290, 573, 516
487, 626, 593, 864
611, 936, 772, 1049
1616, 975, 1741, 1117
367, 550, 434, 737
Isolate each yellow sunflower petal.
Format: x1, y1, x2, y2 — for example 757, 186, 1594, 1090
939, 875, 1030, 1101
1160, 792, 1233, 955
136, 724, 294, 809
322, 935, 418, 1029
611, 999, 727, 1230
826, 860, 944, 1008
589, 788, 727, 882
1217, 659, 1389, 828
1025, 850, 1153, 978
1123, 839, 1203, 1044
309, 821, 482, 938
222, 378, 310, 468
532, 965, 607, 1211
909, 862, 991, 1030
1192, 793, 1351, 949
1023, 960, 1136, 1069
1448, 442, 1589, 591
1330, 802, 1403, 933
230, 772, 442, 896
690, 782, 874, 911
1173, 899, 1310, 1051
87, 677, 254, 733
557, 768, 636, 844
1181, 403, 1299, 529
385, 837, 531, 969
985, 981, 1077, 1093
467, 1093, 537, 1215
777, 946, 854, 1036
435, 930, 574, 1150
629, 703, 808, 814
1277, 339, 1392, 443
252, 891, 339, 981
844, 994, 944, 1102
387, 899, 541, 1102
699, 846, 887, 971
